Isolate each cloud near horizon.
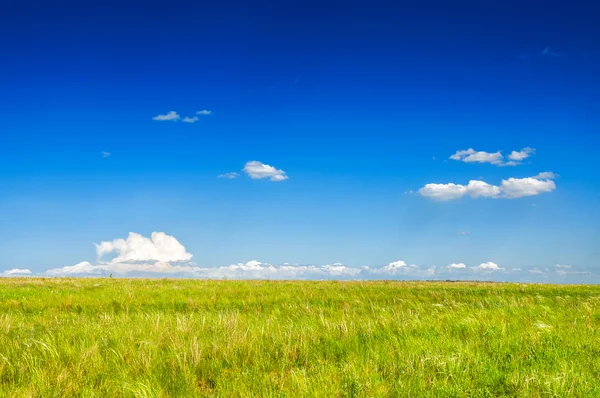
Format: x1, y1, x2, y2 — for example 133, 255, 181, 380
1, 268, 32, 276
37, 232, 593, 281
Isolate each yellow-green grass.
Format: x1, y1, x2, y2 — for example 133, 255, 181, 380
0, 278, 599, 397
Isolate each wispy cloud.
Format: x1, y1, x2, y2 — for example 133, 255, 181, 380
101, 151, 111, 158
152, 111, 180, 121
182, 116, 199, 123
541, 46, 563, 57
419, 172, 557, 201
244, 161, 288, 182
456, 231, 469, 236
196, 110, 212, 115
218, 172, 239, 179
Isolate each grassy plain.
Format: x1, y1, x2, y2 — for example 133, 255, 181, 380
0, 278, 599, 397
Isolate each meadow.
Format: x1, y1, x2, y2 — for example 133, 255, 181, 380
0, 278, 599, 397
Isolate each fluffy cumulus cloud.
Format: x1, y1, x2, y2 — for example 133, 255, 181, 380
1, 268, 32, 276
472, 262, 504, 271
46, 232, 195, 276
196, 110, 212, 115
243, 161, 288, 181
419, 172, 557, 201
41, 234, 588, 281
450, 147, 535, 166
152, 111, 180, 121
499, 176, 556, 199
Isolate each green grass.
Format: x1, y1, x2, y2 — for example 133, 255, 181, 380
0, 279, 599, 397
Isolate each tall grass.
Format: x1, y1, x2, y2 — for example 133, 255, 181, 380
0, 278, 599, 396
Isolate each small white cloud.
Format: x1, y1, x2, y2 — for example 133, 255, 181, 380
508, 147, 535, 161
101, 151, 111, 158
153, 111, 180, 121
373, 260, 419, 275
244, 161, 288, 182
555, 264, 572, 269
529, 268, 544, 274
534, 171, 558, 180
182, 116, 199, 123
472, 262, 503, 271
218, 172, 239, 179
2, 268, 32, 276
46, 261, 102, 276
450, 148, 504, 165
456, 231, 469, 236
196, 110, 212, 115
448, 263, 467, 269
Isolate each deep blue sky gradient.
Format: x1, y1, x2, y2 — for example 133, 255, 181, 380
1, 0, 599, 277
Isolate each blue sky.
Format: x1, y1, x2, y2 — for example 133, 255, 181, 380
1, 0, 599, 281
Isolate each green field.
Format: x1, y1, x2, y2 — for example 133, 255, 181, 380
0, 279, 599, 397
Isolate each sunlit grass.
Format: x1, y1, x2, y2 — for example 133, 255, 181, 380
0, 278, 599, 396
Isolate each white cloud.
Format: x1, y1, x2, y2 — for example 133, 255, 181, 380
472, 262, 503, 271
450, 148, 504, 165
101, 151, 111, 158
218, 172, 239, 179
191, 261, 363, 279
46, 261, 103, 276
534, 171, 558, 180
46, 232, 195, 276
555, 264, 572, 269
419, 173, 557, 201
450, 148, 503, 164
499, 177, 556, 199
418, 183, 468, 201
529, 268, 544, 274
182, 116, 198, 123
153, 111, 180, 121
418, 180, 499, 201
448, 263, 467, 269
450, 147, 536, 166
1, 268, 32, 276
456, 231, 469, 236
384, 260, 418, 270
96, 232, 192, 264
508, 147, 535, 161
244, 161, 288, 182
196, 110, 212, 115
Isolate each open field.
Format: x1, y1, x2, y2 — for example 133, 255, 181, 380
0, 279, 599, 397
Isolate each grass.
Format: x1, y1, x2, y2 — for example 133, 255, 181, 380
0, 278, 599, 397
